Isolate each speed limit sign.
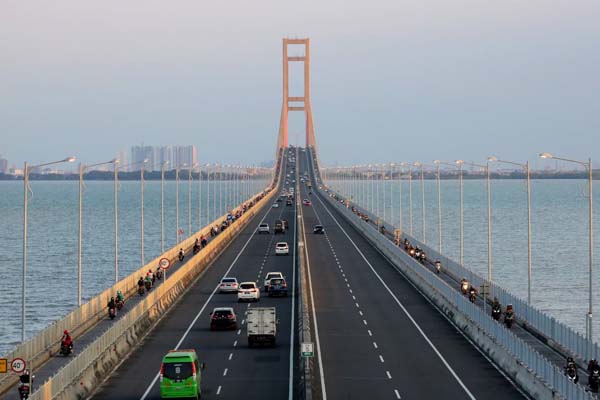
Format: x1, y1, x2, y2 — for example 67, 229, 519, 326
10, 358, 26, 374
159, 258, 171, 271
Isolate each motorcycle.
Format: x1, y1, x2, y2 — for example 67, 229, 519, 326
178, 252, 185, 262
193, 244, 200, 255
504, 312, 514, 329
414, 249, 421, 259
435, 261, 441, 274
138, 286, 145, 296
60, 342, 73, 356
492, 305, 502, 321
18, 384, 30, 400
108, 306, 116, 320
116, 299, 124, 311
144, 279, 152, 291
469, 288, 477, 303
590, 369, 600, 393
565, 366, 579, 384
418, 251, 426, 264
155, 269, 163, 280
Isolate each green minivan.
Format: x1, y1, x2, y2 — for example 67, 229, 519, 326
160, 349, 204, 399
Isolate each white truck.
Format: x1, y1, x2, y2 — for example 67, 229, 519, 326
247, 307, 277, 347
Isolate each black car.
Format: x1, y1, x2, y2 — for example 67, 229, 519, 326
210, 307, 237, 330
313, 225, 324, 234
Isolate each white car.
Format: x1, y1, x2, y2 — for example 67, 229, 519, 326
264, 272, 284, 291
258, 223, 270, 234
275, 242, 289, 255
219, 277, 239, 293
238, 282, 260, 302
272, 203, 279, 208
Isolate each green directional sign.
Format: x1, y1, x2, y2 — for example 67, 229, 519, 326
301, 342, 314, 357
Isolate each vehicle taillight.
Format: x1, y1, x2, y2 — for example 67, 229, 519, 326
211, 314, 218, 320
191, 361, 197, 378
160, 363, 165, 382
227, 314, 235, 319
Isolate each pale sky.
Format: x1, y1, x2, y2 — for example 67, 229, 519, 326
1, 1, 600, 168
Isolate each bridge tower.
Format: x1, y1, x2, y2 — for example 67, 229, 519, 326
276, 38, 317, 152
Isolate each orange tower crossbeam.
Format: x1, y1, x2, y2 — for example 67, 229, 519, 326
276, 38, 317, 153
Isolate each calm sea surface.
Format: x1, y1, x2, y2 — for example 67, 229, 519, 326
1, 178, 598, 355
329, 178, 600, 342
0, 179, 268, 354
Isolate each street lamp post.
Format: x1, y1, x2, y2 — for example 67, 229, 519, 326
414, 162, 426, 243
488, 157, 532, 305
433, 161, 443, 254
435, 160, 462, 262
540, 153, 593, 349
140, 160, 148, 267
161, 161, 169, 253
188, 163, 197, 237
22, 156, 76, 342
78, 159, 117, 307
459, 160, 491, 282
197, 163, 202, 230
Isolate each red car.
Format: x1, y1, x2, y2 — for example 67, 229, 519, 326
303, 199, 312, 206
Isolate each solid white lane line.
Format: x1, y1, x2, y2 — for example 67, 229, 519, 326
223, 368, 228, 376
301, 182, 328, 400
288, 178, 298, 400
395, 389, 401, 399
139, 200, 276, 400
228, 353, 233, 361
315, 193, 477, 400
217, 386, 222, 395
386, 371, 392, 379
379, 355, 385, 363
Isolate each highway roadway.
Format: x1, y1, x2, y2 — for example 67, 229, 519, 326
93, 154, 298, 399
299, 149, 526, 400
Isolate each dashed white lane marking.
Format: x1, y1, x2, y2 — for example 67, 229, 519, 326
367, 330, 373, 337
394, 389, 401, 399
228, 353, 233, 361
363, 319, 368, 325
223, 368, 228, 376
242, 319, 246, 325
349, 289, 353, 293
355, 302, 360, 308
379, 355, 385, 363
237, 329, 241, 335
352, 296, 356, 300
233, 340, 238, 347
373, 342, 378, 349
347, 283, 350, 288
359, 310, 363, 316
217, 385, 222, 395
386, 371, 392, 379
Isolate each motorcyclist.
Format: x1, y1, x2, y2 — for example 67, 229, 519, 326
19, 370, 32, 385
144, 275, 153, 290
468, 285, 477, 302
564, 357, 579, 382
434, 260, 442, 273
18, 369, 33, 399
178, 248, 185, 261
155, 266, 163, 280
492, 297, 502, 320
147, 269, 154, 284
504, 304, 515, 328
193, 239, 201, 254
379, 225, 386, 235
107, 297, 116, 310
201, 236, 208, 247
460, 278, 469, 294
588, 359, 600, 390
61, 329, 73, 354
138, 277, 145, 295
116, 290, 124, 303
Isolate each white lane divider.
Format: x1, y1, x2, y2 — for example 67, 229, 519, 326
223, 368, 228, 376
233, 340, 238, 347
379, 355, 385, 363
373, 342, 378, 349
395, 389, 401, 399
314, 191, 477, 400
139, 199, 276, 400
217, 385, 222, 395
386, 371, 392, 379
228, 353, 233, 361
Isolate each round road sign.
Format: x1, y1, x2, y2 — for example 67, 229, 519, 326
10, 358, 26, 374
159, 258, 171, 271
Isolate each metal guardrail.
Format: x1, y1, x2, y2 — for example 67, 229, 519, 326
322, 186, 595, 400
28, 185, 278, 400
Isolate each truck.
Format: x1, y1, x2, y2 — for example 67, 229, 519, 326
247, 307, 277, 347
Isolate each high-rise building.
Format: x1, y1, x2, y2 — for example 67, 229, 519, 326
0, 156, 8, 174
128, 145, 197, 171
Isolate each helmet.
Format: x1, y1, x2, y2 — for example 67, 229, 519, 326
110, 297, 114, 301
117, 290, 122, 295
64, 330, 69, 335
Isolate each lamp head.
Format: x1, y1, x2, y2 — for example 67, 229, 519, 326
539, 152, 554, 159
433, 160, 441, 164
112, 158, 119, 164
455, 160, 464, 165
487, 156, 498, 162
65, 156, 76, 163
413, 162, 422, 167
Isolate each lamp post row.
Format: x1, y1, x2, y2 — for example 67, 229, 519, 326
323, 154, 592, 347
21, 159, 270, 342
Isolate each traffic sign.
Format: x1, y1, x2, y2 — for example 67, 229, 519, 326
10, 358, 26, 374
301, 342, 314, 357
159, 258, 171, 271
0, 359, 7, 373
